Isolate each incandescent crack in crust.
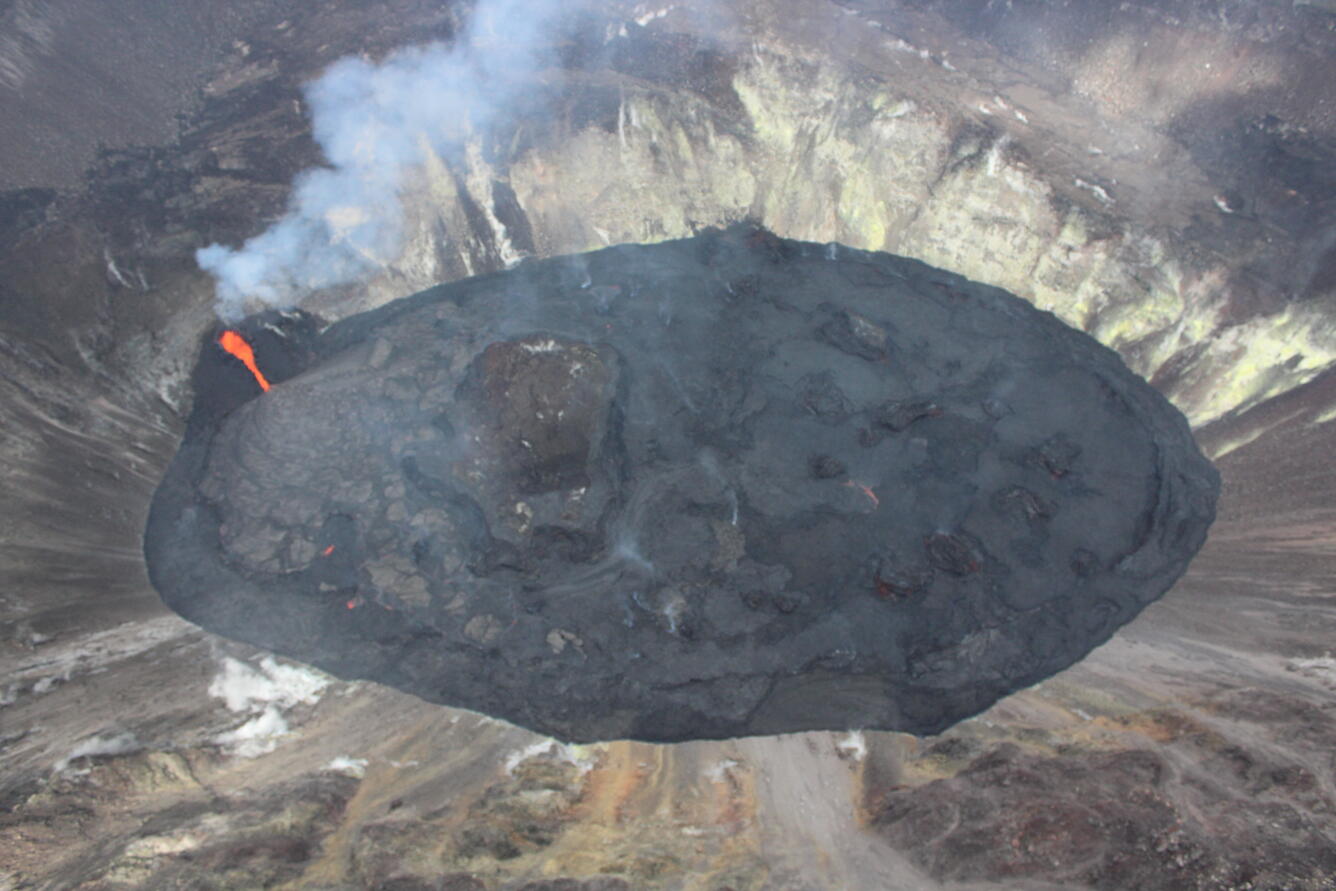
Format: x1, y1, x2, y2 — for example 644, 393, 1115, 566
144, 224, 1220, 743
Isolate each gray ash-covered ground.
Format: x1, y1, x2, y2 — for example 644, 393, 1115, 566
145, 225, 1219, 743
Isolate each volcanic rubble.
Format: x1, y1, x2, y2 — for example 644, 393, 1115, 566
145, 225, 1219, 743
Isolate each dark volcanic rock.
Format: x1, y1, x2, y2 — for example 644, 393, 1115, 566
144, 226, 1219, 743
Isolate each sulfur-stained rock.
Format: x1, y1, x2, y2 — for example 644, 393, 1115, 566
144, 225, 1219, 742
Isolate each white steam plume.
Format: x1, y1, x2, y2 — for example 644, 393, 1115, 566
197, 0, 560, 320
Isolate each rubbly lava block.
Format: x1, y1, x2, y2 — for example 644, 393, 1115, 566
145, 225, 1220, 743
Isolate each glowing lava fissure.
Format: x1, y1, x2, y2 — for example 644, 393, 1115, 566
218, 329, 271, 392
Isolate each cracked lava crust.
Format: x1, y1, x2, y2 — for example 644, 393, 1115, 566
144, 225, 1220, 743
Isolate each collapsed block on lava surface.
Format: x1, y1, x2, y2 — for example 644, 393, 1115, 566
145, 225, 1219, 743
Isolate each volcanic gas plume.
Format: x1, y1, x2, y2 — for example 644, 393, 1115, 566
145, 225, 1220, 743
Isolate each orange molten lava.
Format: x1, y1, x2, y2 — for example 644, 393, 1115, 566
843, 479, 880, 508
218, 330, 271, 392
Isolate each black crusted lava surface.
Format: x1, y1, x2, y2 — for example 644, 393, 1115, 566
144, 225, 1220, 743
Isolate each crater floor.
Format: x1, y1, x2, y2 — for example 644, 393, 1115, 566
147, 227, 1217, 743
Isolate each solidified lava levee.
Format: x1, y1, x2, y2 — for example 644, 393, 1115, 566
144, 225, 1220, 743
